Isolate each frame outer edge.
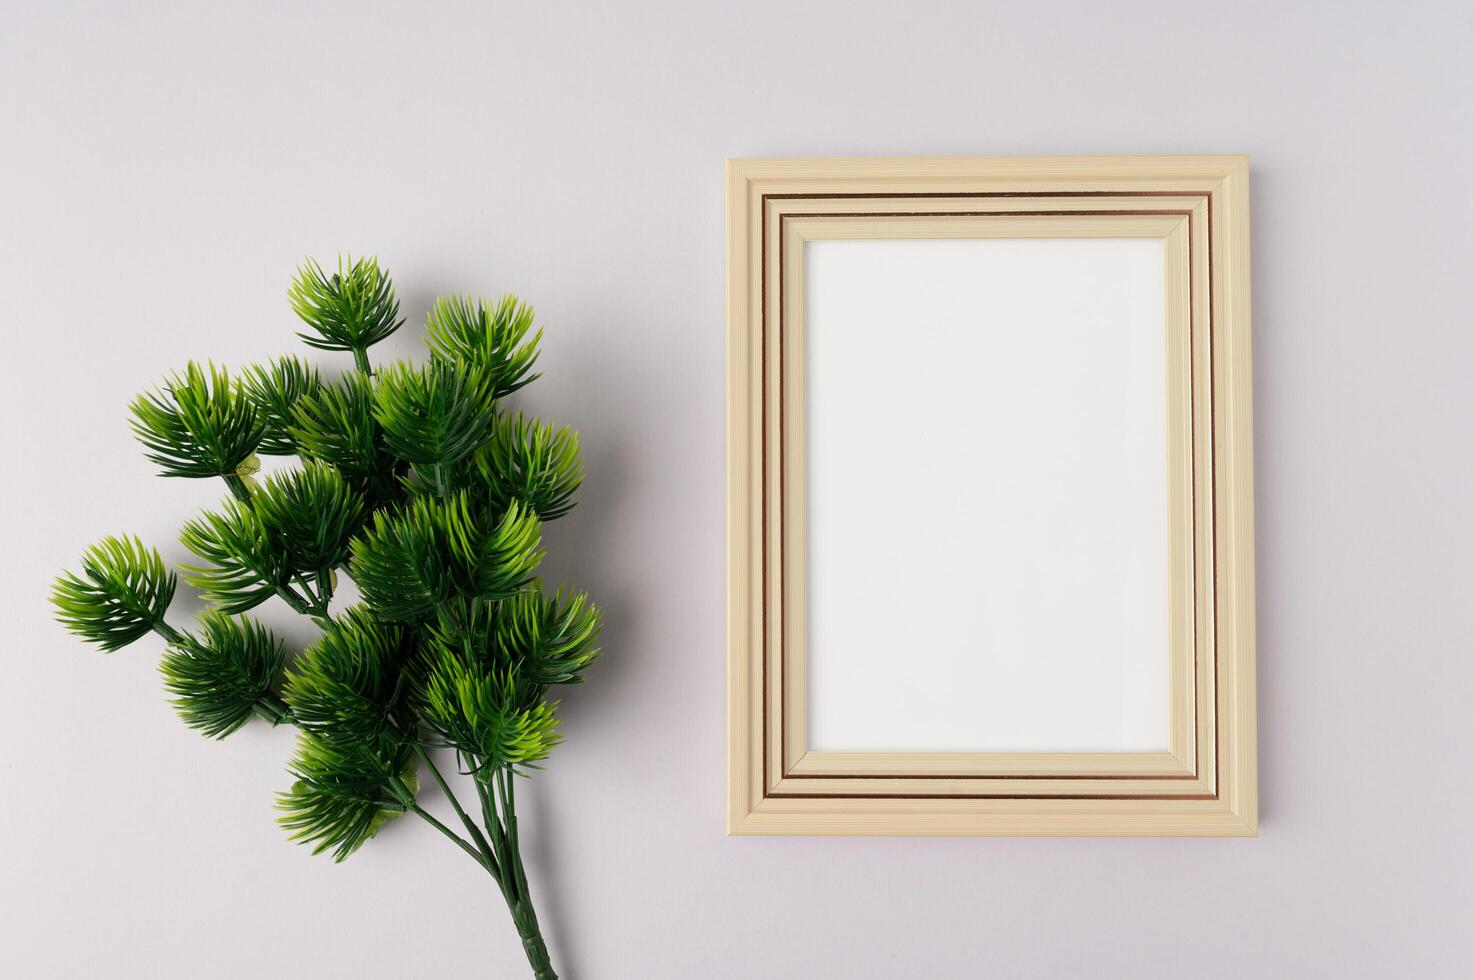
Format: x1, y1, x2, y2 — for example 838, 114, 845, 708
726, 155, 1258, 836
1220, 156, 1258, 833
726, 159, 756, 832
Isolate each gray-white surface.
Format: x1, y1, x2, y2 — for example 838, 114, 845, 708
2, 2, 1468, 977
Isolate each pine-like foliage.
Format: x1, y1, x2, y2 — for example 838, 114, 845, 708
290, 371, 400, 506
352, 495, 543, 623
51, 256, 599, 980
425, 294, 542, 396
289, 256, 404, 359
373, 359, 498, 493
476, 413, 583, 520
242, 355, 323, 455
130, 362, 264, 479
278, 731, 418, 861
52, 536, 177, 651
161, 611, 288, 738
285, 605, 408, 742
419, 658, 562, 771
494, 584, 603, 687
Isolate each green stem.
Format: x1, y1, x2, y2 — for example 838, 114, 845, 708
251, 701, 287, 726
477, 776, 515, 903
508, 896, 557, 980
151, 619, 186, 645
484, 766, 557, 980
352, 347, 371, 374
315, 568, 334, 609
271, 576, 329, 626
416, 746, 501, 880
408, 801, 494, 872
499, 768, 529, 897
292, 576, 333, 628
223, 473, 253, 504
254, 691, 294, 725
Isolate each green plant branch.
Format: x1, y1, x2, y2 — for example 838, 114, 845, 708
223, 473, 254, 504
502, 769, 530, 897
149, 618, 186, 646
494, 768, 521, 895
212, 471, 334, 625
273, 576, 330, 626
488, 766, 554, 979
252, 697, 292, 726
149, 618, 295, 728
55, 259, 592, 979
153, 616, 487, 869
474, 774, 514, 899
407, 800, 493, 871
289, 575, 333, 626
417, 745, 502, 879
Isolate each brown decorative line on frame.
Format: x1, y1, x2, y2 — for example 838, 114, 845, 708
764, 792, 1220, 801
763, 191, 1214, 200
759, 191, 1219, 800
1207, 191, 1221, 795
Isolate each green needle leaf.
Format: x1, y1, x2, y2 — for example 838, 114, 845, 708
52, 536, 177, 652
417, 648, 562, 771
160, 611, 287, 739
285, 606, 408, 743
241, 355, 323, 455
277, 731, 417, 862
424, 294, 542, 397
351, 495, 543, 623
129, 362, 264, 478
495, 583, 603, 687
251, 462, 368, 573
373, 360, 497, 470
291, 372, 400, 505
289, 255, 404, 355
474, 413, 583, 520
179, 498, 281, 614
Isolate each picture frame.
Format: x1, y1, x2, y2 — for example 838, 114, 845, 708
726, 155, 1256, 836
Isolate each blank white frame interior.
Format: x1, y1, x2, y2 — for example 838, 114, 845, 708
804, 236, 1170, 754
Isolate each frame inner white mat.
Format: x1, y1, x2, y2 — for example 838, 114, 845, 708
804, 236, 1170, 753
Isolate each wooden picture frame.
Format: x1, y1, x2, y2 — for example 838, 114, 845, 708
726, 155, 1256, 835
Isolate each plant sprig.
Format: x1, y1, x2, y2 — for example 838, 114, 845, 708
289, 255, 404, 369
52, 255, 597, 980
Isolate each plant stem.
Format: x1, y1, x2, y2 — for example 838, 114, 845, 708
408, 801, 494, 872
352, 347, 371, 374
271, 575, 330, 626
480, 765, 557, 979
508, 895, 557, 980
151, 619, 186, 645
251, 702, 286, 725
252, 691, 294, 725
223, 473, 254, 504
416, 746, 500, 878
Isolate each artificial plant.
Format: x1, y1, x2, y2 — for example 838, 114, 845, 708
51, 257, 600, 980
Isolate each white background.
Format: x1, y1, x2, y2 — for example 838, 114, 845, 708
806, 238, 1170, 753
2, 2, 1470, 978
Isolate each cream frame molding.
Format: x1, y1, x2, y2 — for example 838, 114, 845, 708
726, 156, 1256, 836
